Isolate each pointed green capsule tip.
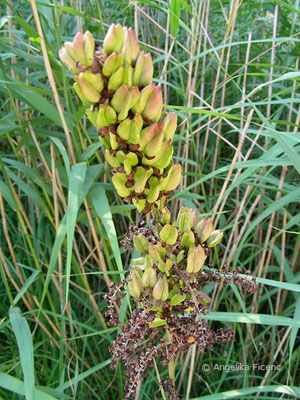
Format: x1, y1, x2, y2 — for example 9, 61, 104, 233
142, 267, 157, 288
159, 224, 178, 245
152, 277, 169, 301
103, 23, 125, 55
177, 206, 193, 234
195, 218, 213, 243
132, 198, 147, 212
142, 86, 163, 122
72, 32, 86, 64
122, 27, 140, 65
163, 112, 177, 141
181, 231, 195, 249
159, 207, 171, 225
133, 234, 149, 253
206, 230, 224, 247
76, 76, 100, 103
83, 31, 95, 67
59, 48, 79, 74
128, 271, 143, 299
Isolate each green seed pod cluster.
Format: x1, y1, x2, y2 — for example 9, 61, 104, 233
59, 24, 181, 213
59, 25, 254, 400
127, 206, 224, 326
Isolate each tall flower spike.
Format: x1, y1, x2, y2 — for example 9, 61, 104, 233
58, 23, 256, 400
59, 24, 181, 213
59, 24, 255, 400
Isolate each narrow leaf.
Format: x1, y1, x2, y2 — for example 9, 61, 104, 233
65, 162, 87, 305
0, 372, 58, 400
202, 312, 300, 328
9, 307, 35, 400
91, 183, 124, 278
170, 0, 182, 37
191, 385, 300, 400
13, 270, 40, 305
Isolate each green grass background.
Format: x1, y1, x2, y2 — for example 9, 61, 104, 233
0, 0, 299, 399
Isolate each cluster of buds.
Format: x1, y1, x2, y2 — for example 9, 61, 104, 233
126, 206, 223, 325
59, 24, 181, 213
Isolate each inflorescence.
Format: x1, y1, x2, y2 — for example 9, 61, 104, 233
59, 24, 257, 400
59, 24, 181, 214
104, 208, 256, 399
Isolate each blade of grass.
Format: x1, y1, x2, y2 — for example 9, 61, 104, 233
233, 188, 300, 267
289, 296, 300, 371
13, 270, 40, 306
0, 372, 59, 400
91, 183, 124, 278
65, 162, 86, 306
9, 307, 35, 400
191, 385, 300, 400
202, 312, 300, 328
58, 359, 111, 391
170, 0, 182, 38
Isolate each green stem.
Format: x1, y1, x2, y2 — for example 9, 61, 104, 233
153, 358, 168, 400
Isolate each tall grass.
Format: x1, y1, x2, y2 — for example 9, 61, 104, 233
0, 1, 299, 399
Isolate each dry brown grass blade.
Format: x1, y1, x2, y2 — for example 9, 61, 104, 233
212, 109, 254, 225
210, 0, 240, 191
211, 193, 262, 310
178, 346, 192, 391
30, 0, 76, 165
182, 1, 204, 191
0, 191, 25, 286
202, 0, 240, 161
185, 343, 197, 400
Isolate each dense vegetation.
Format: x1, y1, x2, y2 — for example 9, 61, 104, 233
0, 1, 299, 399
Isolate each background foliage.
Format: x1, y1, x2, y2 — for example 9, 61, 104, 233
0, 0, 299, 399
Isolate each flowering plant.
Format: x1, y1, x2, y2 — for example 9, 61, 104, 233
59, 24, 256, 399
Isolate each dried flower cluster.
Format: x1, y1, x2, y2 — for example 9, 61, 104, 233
59, 23, 256, 400
104, 255, 255, 399
104, 206, 256, 399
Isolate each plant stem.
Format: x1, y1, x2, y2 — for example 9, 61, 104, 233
154, 358, 168, 400
168, 356, 175, 382
167, 329, 175, 382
